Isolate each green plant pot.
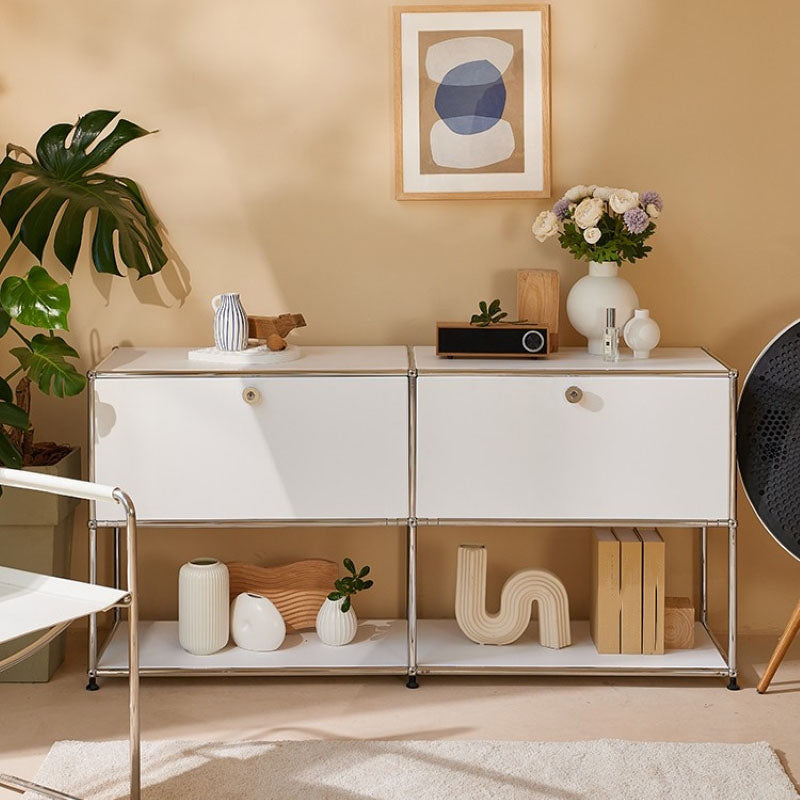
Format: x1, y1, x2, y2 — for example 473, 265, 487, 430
0, 447, 81, 682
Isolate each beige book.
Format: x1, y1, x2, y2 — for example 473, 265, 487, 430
638, 527, 665, 654
613, 528, 643, 654
590, 528, 621, 654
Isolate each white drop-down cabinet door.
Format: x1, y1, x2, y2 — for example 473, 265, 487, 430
91, 347, 409, 522
414, 347, 732, 522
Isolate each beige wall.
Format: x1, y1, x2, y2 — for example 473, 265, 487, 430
2, 0, 799, 632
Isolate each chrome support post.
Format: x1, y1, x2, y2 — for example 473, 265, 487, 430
113, 526, 121, 625
406, 519, 418, 689
86, 523, 99, 691
727, 521, 739, 690
727, 368, 739, 690
406, 347, 419, 689
113, 489, 140, 800
700, 526, 708, 626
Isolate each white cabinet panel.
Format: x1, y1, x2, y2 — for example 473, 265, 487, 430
416, 376, 731, 521
93, 376, 408, 521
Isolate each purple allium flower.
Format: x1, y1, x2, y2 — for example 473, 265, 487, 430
639, 191, 663, 211
623, 207, 649, 234
552, 197, 571, 220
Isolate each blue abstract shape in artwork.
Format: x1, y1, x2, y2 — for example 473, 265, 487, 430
434, 59, 506, 135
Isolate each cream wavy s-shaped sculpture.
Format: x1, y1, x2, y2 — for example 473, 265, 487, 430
455, 545, 571, 648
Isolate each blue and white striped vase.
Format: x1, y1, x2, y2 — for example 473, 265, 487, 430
212, 293, 248, 351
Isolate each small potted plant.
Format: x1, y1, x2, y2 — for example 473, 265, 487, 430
315, 558, 373, 646
531, 185, 663, 354
0, 110, 168, 680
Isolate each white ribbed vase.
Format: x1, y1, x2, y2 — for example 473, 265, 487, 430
315, 598, 358, 646
212, 292, 248, 352
178, 558, 230, 655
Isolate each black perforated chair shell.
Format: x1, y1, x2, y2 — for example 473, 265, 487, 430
737, 319, 800, 562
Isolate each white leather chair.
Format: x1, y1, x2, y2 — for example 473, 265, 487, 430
0, 467, 140, 800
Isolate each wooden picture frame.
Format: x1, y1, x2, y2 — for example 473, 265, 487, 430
393, 4, 551, 200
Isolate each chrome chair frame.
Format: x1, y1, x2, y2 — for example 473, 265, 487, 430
0, 468, 139, 800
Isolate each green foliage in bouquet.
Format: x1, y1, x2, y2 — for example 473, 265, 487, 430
559, 213, 654, 265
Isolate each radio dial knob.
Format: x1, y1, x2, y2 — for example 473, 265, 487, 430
521, 329, 545, 354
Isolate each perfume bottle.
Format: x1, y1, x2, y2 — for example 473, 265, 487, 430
602, 307, 619, 362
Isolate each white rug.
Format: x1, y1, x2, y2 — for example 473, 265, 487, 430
23, 739, 799, 800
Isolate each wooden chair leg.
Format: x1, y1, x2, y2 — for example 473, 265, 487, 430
757, 596, 800, 694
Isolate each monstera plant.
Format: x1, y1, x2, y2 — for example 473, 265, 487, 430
0, 110, 166, 467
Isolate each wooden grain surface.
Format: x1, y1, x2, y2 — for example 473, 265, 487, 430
227, 559, 337, 632
517, 269, 559, 350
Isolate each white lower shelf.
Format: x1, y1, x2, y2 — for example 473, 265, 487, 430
418, 620, 728, 676
98, 619, 728, 678
98, 620, 408, 676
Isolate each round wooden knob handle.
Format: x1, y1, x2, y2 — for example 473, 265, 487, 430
242, 387, 261, 405
565, 386, 583, 404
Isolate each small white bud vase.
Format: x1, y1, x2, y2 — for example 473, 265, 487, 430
623, 308, 661, 359
230, 592, 286, 651
566, 261, 639, 355
315, 597, 358, 646
178, 558, 229, 655
212, 292, 248, 352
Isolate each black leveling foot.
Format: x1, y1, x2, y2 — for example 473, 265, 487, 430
406, 675, 419, 689
85, 676, 100, 691
727, 676, 740, 691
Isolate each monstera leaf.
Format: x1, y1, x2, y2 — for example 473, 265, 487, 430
0, 109, 166, 277
10, 334, 86, 397
0, 266, 70, 330
0, 375, 28, 468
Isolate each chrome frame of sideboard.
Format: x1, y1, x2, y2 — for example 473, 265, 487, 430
86, 345, 739, 690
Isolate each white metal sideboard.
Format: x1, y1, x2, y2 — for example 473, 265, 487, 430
87, 344, 738, 690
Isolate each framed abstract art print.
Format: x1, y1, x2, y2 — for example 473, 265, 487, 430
393, 4, 550, 200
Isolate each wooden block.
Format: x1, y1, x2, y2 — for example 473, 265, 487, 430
590, 528, 621, 654
638, 528, 665, 654
247, 313, 307, 346
516, 269, 560, 351
613, 528, 643, 654
226, 559, 337, 632
664, 597, 695, 650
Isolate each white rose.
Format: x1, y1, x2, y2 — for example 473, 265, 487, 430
646, 203, 661, 219
583, 226, 601, 244
532, 210, 559, 242
564, 184, 592, 203
573, 197, 605, 229
609, 188, 640, 214
593, 186, 614, 201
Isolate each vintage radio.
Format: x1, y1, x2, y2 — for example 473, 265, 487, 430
436, 322, 551, 358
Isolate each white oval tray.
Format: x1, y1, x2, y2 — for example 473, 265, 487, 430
187, 344, 302, 365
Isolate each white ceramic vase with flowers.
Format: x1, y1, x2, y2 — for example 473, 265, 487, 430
532, 185, 663, 354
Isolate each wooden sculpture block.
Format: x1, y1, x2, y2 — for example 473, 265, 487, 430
247, 313, 307, 351
455, 544, 571, 648
590, 528, 621, 654
614, 528, 643, 654
517, 269, 560, 351
226, 559, 336, 632
638, 528, 666, 654
664, 597, 695, 650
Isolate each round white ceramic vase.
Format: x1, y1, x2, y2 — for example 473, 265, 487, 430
230, 592, 286, 651
566, 261, 639, 355
178, 558, 229, 655
623, 308, 661, 359
315, 597, 358, 646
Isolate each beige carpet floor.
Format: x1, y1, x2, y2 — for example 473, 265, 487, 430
19, 738, 800, 800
